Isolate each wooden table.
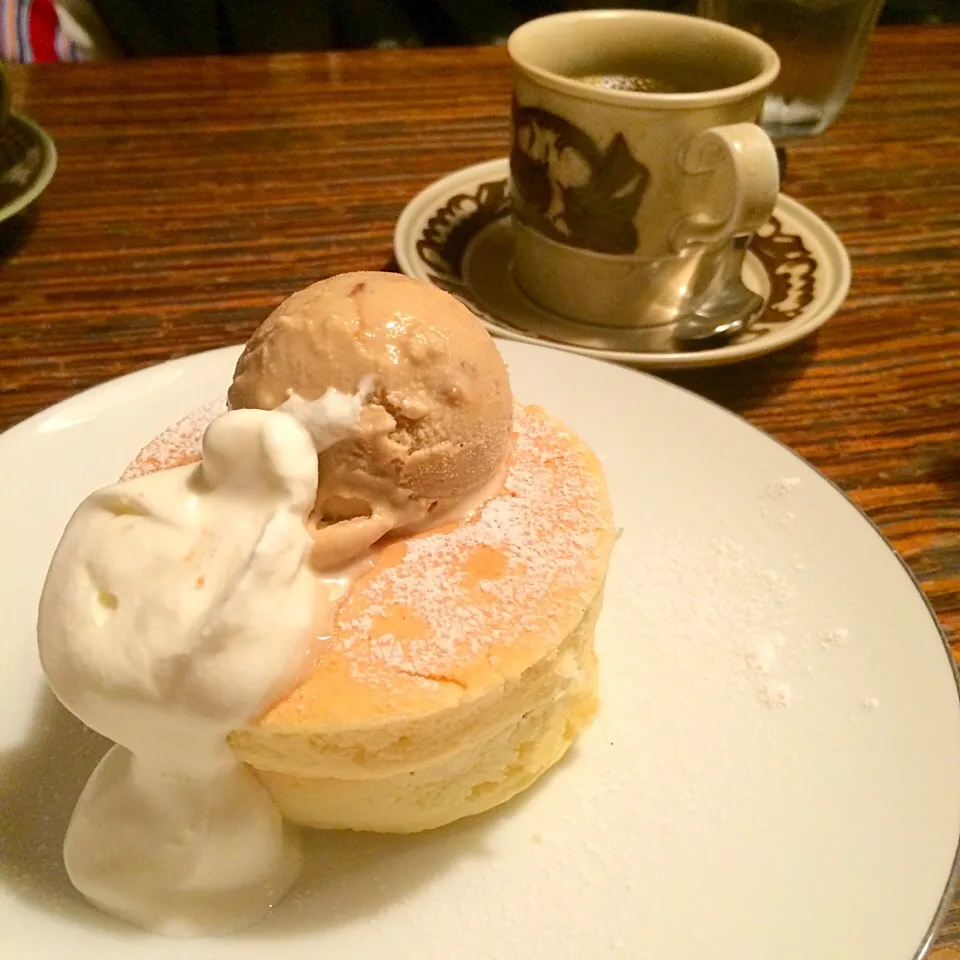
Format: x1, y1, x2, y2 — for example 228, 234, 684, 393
2, 24, 959, 955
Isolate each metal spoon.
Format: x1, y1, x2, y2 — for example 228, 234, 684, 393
672, 234, 766, 347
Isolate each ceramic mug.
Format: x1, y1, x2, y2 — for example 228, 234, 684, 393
507, 10, 781, 347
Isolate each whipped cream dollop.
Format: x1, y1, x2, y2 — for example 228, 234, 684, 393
37, 394, 363, 936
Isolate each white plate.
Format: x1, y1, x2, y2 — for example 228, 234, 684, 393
1, 343, 958, 960
395, 158, 852, 369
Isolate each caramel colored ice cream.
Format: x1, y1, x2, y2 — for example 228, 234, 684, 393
228, 272, 513, 567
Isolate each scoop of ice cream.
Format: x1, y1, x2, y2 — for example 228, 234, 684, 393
228, 272, 513, 565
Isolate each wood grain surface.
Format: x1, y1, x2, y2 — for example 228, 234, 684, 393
1, 25, 959, 953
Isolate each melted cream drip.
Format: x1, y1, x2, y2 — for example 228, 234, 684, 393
37, 400, 363, 936
307, 450, 511, 571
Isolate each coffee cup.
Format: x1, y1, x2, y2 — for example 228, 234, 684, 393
507, 10, 780, 347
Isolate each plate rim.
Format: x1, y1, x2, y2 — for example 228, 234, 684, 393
2, 341, 958, 958
394, 157, 852, 370
0, 112, 58, 223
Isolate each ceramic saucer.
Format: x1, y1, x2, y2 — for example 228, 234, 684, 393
0, 113, 57, 224
395, 158, 851, 370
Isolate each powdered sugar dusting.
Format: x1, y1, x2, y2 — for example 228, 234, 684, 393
767, 477, 801, 498
331, 405, 609, 687
121, 397, 227, 480
603, 529, 800, 712
123, 401, 611, 696
822, 627, 849, 649
742, 635, 781, 676
759, 680, 792, 708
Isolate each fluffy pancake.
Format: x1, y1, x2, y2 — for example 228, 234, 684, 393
124, 401, 614, 832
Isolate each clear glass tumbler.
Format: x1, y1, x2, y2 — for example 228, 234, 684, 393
697, 0, 885, 140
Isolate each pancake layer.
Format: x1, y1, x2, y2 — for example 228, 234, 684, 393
126, 402, 614, 832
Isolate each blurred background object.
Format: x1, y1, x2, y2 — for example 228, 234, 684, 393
698, 0, 886, 140
1, 0, 118, 61
881, 0, 958, 23
0, 60, 8, 121
0, 1, 956, 61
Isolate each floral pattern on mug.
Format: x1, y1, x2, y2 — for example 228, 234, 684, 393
510, 99, 650, 255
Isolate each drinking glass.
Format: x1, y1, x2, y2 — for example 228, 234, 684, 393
698, 0, 885, 141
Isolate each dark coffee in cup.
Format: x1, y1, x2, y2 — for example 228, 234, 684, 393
574, 72, 682, 94
571, 55, 755, 95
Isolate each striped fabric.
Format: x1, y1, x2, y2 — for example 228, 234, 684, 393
1, 0, 82, 61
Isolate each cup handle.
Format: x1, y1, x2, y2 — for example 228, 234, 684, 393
671, 122, 779, 252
